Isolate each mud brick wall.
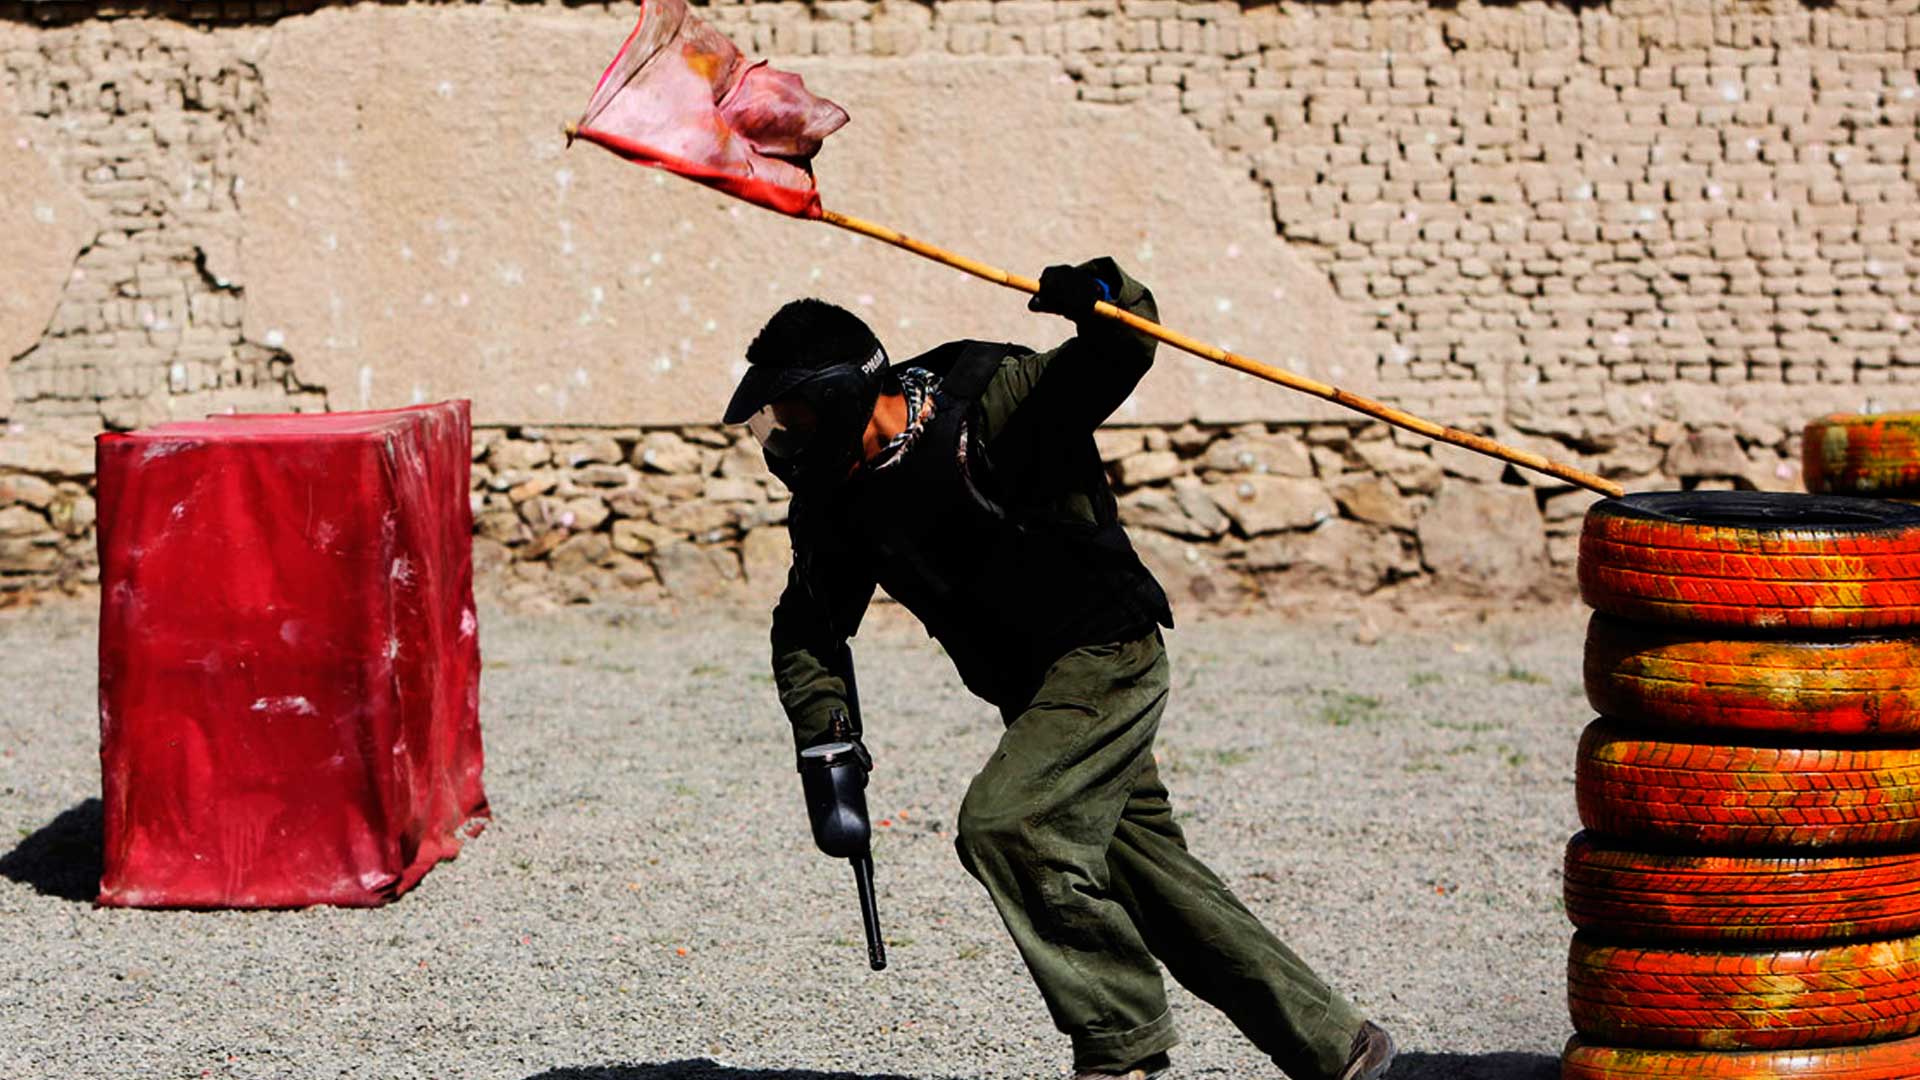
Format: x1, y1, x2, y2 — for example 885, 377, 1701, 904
1, 16, 325, 428
2, 0, 1917, 605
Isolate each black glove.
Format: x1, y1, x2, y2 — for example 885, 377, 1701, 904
844, 736, 873, 774
796, 707, 871, 773
1027, 262, 1116, 323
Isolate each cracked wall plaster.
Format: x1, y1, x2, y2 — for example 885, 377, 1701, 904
3, 18, 324, 429
0, 68, 96, 419
238, 5, 1360, 427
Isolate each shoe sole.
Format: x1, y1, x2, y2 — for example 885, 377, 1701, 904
1345, 1028, 1397, 1080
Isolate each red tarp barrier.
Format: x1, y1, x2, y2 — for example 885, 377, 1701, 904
95, 401, 487, 908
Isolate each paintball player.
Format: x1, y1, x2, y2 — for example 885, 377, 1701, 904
723, 258, 1395, 1080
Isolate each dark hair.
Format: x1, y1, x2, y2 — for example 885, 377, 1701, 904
746, 298, 882, 374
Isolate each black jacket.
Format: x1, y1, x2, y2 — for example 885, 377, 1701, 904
769, 259, 1171, 750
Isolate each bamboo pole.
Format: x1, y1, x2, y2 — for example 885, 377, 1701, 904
819, 209, 1624, 499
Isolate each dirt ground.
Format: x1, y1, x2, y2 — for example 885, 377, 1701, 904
0, 591, 1591, 1079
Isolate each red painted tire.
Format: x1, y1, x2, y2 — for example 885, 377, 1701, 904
1564, 832, 1920, 945
1579, 492, 1920, 631
1563, 1034, 1920, 1078
1568, 933, 1920, 1050
1576, 719, 1920, 849
1805, 413, 1920, 498
1584, 614, 1920, 738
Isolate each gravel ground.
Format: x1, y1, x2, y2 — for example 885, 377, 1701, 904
0, 592, 1592, 1080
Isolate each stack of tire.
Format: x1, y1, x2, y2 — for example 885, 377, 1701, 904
1804, 412, 1920, 501
1564, 490, 1920, 1078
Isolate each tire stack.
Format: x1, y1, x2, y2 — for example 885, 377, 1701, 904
1564, 491, 1920, 1078
1804, 412, 1920, 500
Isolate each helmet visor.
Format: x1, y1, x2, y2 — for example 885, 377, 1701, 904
747, 398, 820, 460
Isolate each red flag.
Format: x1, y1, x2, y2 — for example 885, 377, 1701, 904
572, 0, 849, 219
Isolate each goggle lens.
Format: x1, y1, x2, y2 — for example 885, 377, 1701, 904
748, 401, 818, 459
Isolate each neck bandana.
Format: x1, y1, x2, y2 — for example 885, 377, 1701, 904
870, 366, 939, 472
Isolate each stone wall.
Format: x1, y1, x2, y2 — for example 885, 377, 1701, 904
0, 432, 97, 598
2, 0, 1916, 605
0, 408, 1806, 607
463, 413, 1794, 612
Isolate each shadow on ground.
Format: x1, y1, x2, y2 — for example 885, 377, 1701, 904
0, 798, 102, 902
528, 1064, 931, 1080
1388, 1051, 1559, 1080
526, 1053, 1555, 1080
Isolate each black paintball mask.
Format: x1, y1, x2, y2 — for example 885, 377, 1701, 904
725, 303, 891, 494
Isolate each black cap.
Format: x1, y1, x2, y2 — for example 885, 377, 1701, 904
726, 299, 884, 426
723, 364, 819, 425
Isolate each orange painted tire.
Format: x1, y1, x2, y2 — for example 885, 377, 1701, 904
1567, 933, 1920, 1050
1805, 413, 1920, 497
1579, 492, 1920, 632
1576, 719, 1920, 849
1584, 615, 1920, 738
1562, 1034, 1920, 1078
1564, 832, 1920, 945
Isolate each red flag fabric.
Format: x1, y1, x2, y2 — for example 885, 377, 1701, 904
573, 0, 849, 219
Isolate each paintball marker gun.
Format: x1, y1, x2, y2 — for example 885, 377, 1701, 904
798, 717, 886, 971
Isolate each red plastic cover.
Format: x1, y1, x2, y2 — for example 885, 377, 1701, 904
95, 402, 487, 908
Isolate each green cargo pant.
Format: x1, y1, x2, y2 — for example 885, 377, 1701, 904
954, 629, 1367, 1077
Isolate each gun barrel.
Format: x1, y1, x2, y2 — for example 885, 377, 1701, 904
853, 853, 886, 971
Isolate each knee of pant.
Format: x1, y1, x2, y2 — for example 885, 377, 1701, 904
954, 796, 1027, 868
